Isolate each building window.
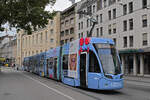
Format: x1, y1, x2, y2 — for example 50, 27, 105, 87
97, 0, 102, 10
65, 30, 69, 35
113, 8, 116, 19
100, 27, 103, 36
143, 33, 148, 46
22, 38, 24, 47
61, 22, 64, 28
142, 0, 147, 8
70, 18, 74, 24
123, 4, 127, 15
65, 20, 69, 26
40, 33, 42, 43
108, 25, 112, 35
96, 28, 99, 37
79, 11, 83, 19
96, 15, 99, 24
61, 31, 64, 37
104, 0, 107, 8
87, 19, 89, 27
50, 38, 54, 43
70, 28, 74, 34
87, 31, 89, 37
123, 20, 127, 31
129, 18, 133, 30
142, 15, 147, 27
93, 5, 96, 13
87, 5, 92, 15
50, 20, 53, 25
40, 50, 42, 53
81, 22, 83, 29
129, 36, 133, 47
108, 0, 116, 6
108, 10, 111, 20
50, 29, 54, 34
45, 31, 47, 42
78, 23, 80, 30
81, 32, 83, 38
113, 23, 116, 34
78, 33, 80, 38
32, 35, 34, 45
129, 2, 133, 13
100, 14, 103, 23
70, 37, 74, 42
123, 37, 127, 48
65, 39, 69, 43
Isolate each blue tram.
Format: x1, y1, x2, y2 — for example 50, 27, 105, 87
23, 37, 123, 90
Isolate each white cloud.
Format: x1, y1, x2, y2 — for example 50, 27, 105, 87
45, 0, 81, 11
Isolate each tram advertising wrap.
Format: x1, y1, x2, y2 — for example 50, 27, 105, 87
23, 37, 124, 90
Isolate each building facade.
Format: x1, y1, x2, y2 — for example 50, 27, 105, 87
76, 0, 150, 76
60, 3, 77, 45
16, 12, 61, 67
0, 35, 17, 66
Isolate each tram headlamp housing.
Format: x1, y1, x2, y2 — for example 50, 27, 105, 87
105, 75, 113, 79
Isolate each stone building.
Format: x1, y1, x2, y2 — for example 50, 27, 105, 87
76, 0, 150, 76
0, 35, 17, 66
60, 3, 77, 45
16, 12, 61, 67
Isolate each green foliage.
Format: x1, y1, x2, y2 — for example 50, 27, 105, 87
0, 0, 56, 35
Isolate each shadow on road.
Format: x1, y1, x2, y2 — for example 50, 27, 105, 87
78, 87, 124, 95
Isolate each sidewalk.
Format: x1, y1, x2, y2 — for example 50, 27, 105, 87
124, 75, 150, 83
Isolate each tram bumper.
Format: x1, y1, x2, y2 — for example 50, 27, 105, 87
100, 79, 124, 90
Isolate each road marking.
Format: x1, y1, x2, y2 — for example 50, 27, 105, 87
23, 74, 75, 100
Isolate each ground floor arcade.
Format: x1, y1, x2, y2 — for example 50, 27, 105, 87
120, 52, 150, 76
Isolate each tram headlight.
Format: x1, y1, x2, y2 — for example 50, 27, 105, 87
105, 75, 113, 79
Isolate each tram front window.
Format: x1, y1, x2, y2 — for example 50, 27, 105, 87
95, 44, 121, 75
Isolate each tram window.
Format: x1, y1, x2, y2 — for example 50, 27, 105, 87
54, 58, 57, 68
47, 57, 53, 69
63, 55, 68, 70
89, 51, 101, 73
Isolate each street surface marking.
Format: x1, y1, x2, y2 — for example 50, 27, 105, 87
23, 74, 75, 100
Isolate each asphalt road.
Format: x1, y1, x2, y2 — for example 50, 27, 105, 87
0, 67, 150, 100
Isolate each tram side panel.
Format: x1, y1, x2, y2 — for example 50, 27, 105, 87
45, 47, 61, 81
61, 40, 80, 87
38, 52, 46, 77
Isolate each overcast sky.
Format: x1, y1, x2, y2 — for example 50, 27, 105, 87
0, 0, 81, 37
45, 0, 81, 11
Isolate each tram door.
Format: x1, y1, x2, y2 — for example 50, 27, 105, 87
54, 58, 57, 79
80, 53, 87, 87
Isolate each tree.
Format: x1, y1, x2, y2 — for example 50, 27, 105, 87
0, 0, 56, 35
